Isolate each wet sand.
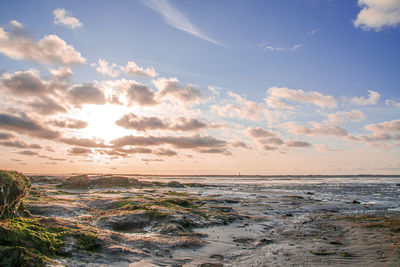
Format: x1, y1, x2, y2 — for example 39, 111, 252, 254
24, 175, 400, 266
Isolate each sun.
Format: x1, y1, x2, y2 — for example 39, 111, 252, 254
71, 104, 134, 142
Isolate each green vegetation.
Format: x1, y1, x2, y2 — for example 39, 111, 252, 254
344, 214, 400, 233
309, 248, 336, 256
0, 217, 100, 266
0, 170, 31, 219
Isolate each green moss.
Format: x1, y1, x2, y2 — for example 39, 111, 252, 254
343, 215, 400, 233
144, 209, 168, 220
341, 252, 356, 257
0, 246, 51, 267
159, 198, 197, 208
0, 217, 100, 263
309, 248, 336, 256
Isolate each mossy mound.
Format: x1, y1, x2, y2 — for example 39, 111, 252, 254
0, 217, 100, 266
58, 175, 140, 189
0, 170, 31, 219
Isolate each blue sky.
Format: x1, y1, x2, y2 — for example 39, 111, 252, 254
0, 0, 399, 174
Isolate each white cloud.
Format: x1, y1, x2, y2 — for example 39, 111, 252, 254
211, 92, 263, 121
0, 21, 85, 65
354, 0, 400, 31
53, 8, 83, 29
122, 61, 157, 77
326, 110, 366, 123
143, 0, 221, 46
349, 90, 380, 105
260, 42, 302, 52
265, 86, 337, 109
385, 99, 400, 108
153, 77, 202, 103
307, 29, 319, 35
95, 58, 120, 78
283, 121, 348, 137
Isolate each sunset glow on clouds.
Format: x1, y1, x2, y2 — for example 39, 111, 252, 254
0, 0, 399, 174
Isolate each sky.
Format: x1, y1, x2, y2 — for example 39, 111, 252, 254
0, 0, 399, 175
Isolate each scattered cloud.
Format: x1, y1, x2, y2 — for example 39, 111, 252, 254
0, 140, 41, 149
260, 42, 302, 52
115, 113, 211, 132
68, 147, 92, 155
385, 99, 400, 108
0, 113, 60, 139
18, 150, 38, 156
265, 87, 337, 109
111, 134, 227, 150
67, 83, 106, 107
53, 8, 83, 29
143, 0, 221, 46
48, 118, 88, 129
247, 127, 276, 138
283, 121, 348, 137
154, 77, 202, 103
285, 140, 311, 148
122, 61, 157, 77
1, 69, 48, 95
0, 21, 85, 65
326, 110, 366, 123
354, 0, 400, 31
94, 58, 120, 78
28, 97, 68, 115
349, 90, 380, 105
314, 144, 342, 152
307, 29, 319, 35
0, 132, 13, 140
211, 92, 263, 121
60, 137, 107, 148
111, 79, 158, 106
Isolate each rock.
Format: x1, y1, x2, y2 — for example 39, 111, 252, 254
396, 184, 400, 186
59, 175, 140, 189
0, 170, 31, 219
61, 175, 90, 189
210, 254, 224, 260
352, 200, 361, 204
200, 263, 223, 267
166, 181, 185, 188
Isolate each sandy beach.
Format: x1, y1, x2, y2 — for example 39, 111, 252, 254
2, 174, 397, 266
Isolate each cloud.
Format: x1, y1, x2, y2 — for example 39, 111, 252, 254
0, 113, 60, 139
67, 83, 106, 107
259, 137, 285, 146
28, 97, 67, 115
1, 69, 48, 95
122, 61, 157, 77
111, 134, 226, 150
365, 119, 400, 134
48, 118, 88, 129
60, 137, 107, 148
260, 42, 302, 52
285, 140, 311, 148
354, 0, 400, 31
154, 77, 202, 103
326, 110, 366, 123
230, 141, 249, 149
283, 121, 348, 137
0, 140, 41, 149
115, 113, 211, 132
0, 132, 13, 140
198, 148, 232, 155
53, 8, 83, 29
247, 127, 276, 138
315, 144, 342, 152
94, 58, 120, 78
154, 148, 178, 156
385, 99, 400, 108
18, 150, 38, 156
0, 21, 85, 65
307, 29, 319, 35
212, 92, 263, 121
265, 87, 337, 109
110, 79, 158, 106
345, 119, 400, 146
143, 0, 221, 46
68, 147, 92, 155
349, 90, 380, 105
